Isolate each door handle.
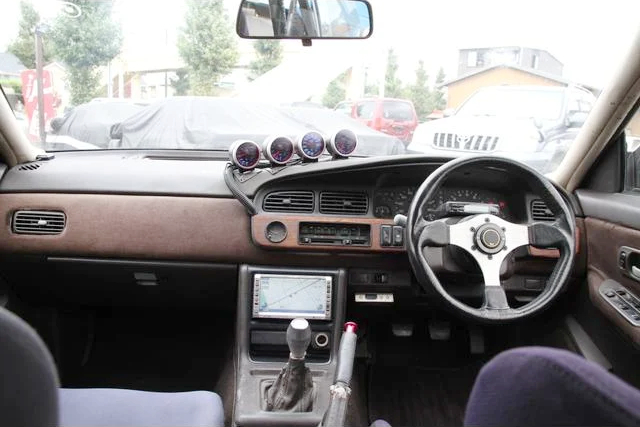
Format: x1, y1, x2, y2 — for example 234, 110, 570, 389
620, 246, 640, 282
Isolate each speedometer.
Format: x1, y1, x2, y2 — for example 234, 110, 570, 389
448, 189, 481, 202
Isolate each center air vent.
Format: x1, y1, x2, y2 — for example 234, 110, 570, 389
531, 200, 554, 221
263, 191, 314, 213
320, 191, 368, 215
12, 210, 66, 235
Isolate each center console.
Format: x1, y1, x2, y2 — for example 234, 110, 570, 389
234, 265, 347, 427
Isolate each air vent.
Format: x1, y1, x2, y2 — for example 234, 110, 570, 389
320, 191, 368, 215
531, 200, 554, 221
18, 163, 41, 171
263, 191, 314, 213
12, 210, 66, 235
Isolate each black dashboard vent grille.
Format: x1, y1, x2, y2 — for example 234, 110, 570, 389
17, 163, 41, 171
12, 210, 66, 235
320, 191, 368, 215
263, 191, 314, 213
531, 200, 554, 221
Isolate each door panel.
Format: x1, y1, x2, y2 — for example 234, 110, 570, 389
584, 217, 640, 345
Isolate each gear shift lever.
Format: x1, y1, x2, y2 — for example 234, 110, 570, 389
265, 318, 316, 412
287, 318, 311, 360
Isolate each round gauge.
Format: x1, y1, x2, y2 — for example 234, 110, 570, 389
374, 205, 392, 218
296, 132, 326, 160
229, 140, 261, 170
263, 135, 294, 165
448, 188, 481, 202
328, 129, 358, 157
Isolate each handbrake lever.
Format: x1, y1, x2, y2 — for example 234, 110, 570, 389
319, 322, 358, 427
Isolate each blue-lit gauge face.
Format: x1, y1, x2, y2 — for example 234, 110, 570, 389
297, 132, 326, 160
264, 136, 294, 165
229, 140, 261, 170
329, 129, 358, 157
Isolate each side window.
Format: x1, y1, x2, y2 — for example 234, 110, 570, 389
578, 91, 595, 113
567, 94, 580, 113
356, 101, 375, 120
624, 108, 640, 190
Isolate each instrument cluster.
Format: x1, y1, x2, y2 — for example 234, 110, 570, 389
373, 187, 510, 220
228, 129, 358, 170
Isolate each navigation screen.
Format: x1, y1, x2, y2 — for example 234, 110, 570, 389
253, 274, 332, 320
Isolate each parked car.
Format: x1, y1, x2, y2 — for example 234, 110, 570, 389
407, 85, 595, 173
350, 97, 418, 145
46, 99, 149, 150
333, 100, 353, 116
109, 97, 405, 156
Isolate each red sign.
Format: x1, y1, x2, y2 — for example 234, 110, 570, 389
21, 69, 57, 142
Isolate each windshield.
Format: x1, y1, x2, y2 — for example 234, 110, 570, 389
456, 88, 565, 121
0, 0, 638, 172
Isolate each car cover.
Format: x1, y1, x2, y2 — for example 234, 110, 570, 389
54, 101, 147, 149
111, 97, 404, 156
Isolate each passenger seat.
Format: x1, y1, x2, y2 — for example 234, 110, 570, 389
0, 306, 224, 427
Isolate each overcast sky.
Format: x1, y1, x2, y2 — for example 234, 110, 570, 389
1, 0, 639, 89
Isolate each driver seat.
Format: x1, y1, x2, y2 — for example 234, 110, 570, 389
464, 346, 640, 426
0, 305, 224, 427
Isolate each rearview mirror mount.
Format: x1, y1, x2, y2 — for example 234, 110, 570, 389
236, 0, 373, 43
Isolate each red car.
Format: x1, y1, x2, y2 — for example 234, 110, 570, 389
350, 98, 418, 144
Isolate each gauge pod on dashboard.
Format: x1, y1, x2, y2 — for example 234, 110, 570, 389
263, 135, 294, 165
296, 132, 326, 161
328, 129, 358, 158
229, 140, 262, 170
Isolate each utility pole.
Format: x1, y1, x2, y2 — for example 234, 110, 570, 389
35, 23, 46, 145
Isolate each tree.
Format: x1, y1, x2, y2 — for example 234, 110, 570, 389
432, 67, 447, 110
177, 0, 238, 96
50, 0, 122, 105
249, 40, 283, 80
170, 69, 190, 96
407, 60, 432, 121
384, 48, 403, 98
322, 71, 348, 108
7, 1, 53, 69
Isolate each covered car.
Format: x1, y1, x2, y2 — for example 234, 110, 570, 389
110, 97, 405, 156
48, 100, 149, 149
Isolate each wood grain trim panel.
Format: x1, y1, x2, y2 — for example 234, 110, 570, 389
0, 193, 259, 262
251, 214, 405, 252
528, 224, 582, 258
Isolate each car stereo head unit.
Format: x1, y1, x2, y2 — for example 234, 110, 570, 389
253, 274, 332, 320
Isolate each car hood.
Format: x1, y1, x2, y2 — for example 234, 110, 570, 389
112, 97, 405, 156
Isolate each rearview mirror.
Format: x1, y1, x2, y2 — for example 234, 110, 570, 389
237, 0, 373, 39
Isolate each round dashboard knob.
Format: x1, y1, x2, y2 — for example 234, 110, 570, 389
265, 221, 287, 243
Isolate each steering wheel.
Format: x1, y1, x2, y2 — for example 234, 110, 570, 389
406, 157, 576, 322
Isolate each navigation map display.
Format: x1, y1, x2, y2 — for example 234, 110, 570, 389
253, 274, 332, 320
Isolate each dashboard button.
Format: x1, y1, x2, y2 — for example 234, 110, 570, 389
392, 226, 404, 246
380, 226, 392, 246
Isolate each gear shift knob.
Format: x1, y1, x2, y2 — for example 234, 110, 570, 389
287, 318, 311, 360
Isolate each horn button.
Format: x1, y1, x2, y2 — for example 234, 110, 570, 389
474, 223, 506, 254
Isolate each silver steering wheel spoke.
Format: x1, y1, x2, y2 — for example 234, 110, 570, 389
418, 214, 531, 310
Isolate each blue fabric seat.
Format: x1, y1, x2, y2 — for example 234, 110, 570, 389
59, 388, 224, 427
464, 346, 640, 427
0, 306, 224, 427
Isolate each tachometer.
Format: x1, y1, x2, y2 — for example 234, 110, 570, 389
328, 129, 358, 158
229, 140, 261, 170
263, 135, 294, 165
296, 132, 326, 160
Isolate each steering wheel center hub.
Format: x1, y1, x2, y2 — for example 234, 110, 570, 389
474, 223, 505, 254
